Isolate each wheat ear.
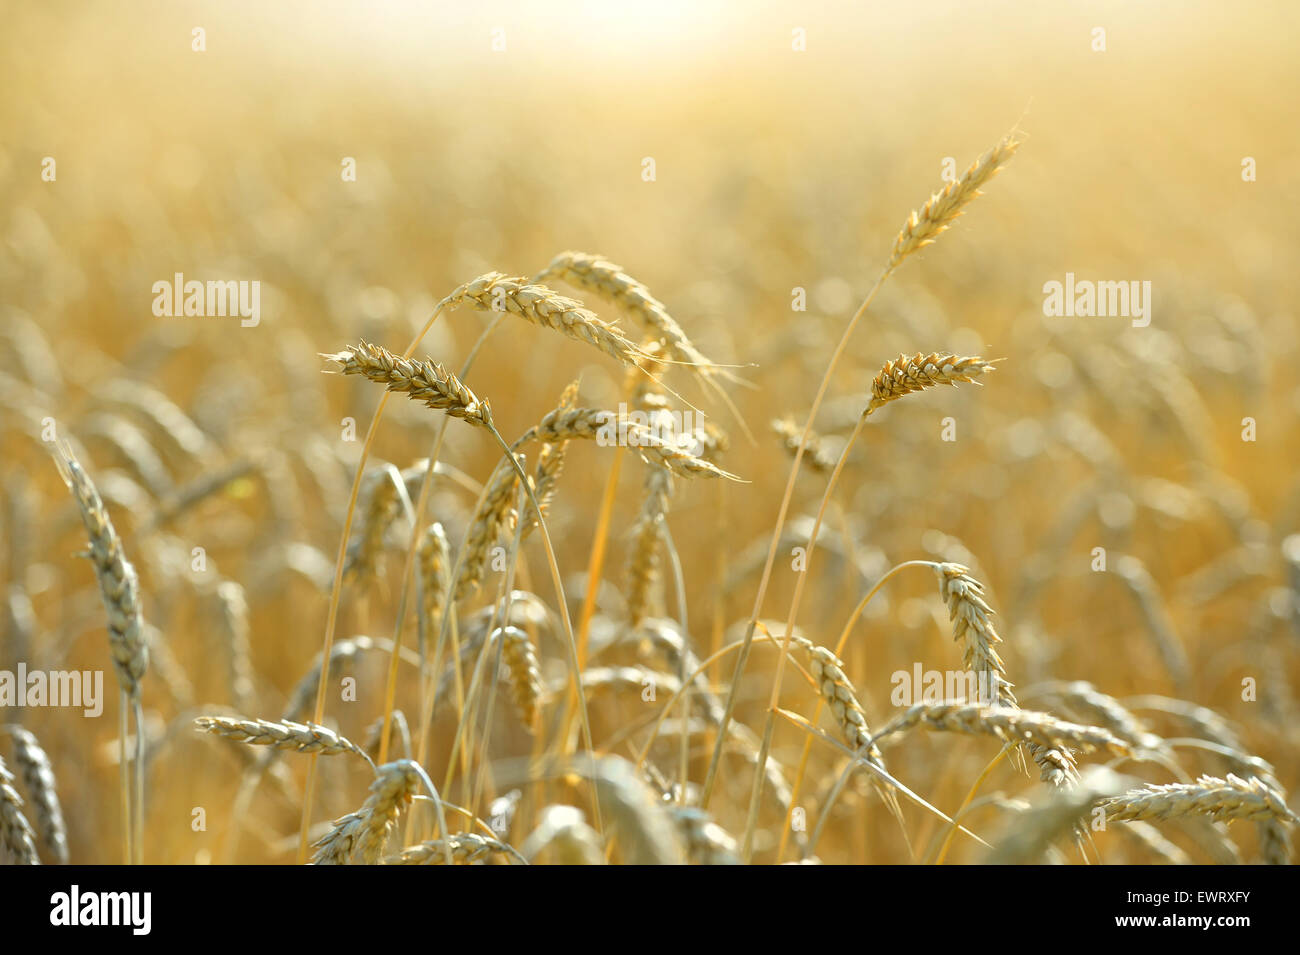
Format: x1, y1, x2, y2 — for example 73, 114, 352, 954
454, 454, 524, 602
3, 728, 68, 864
667, 807, 742, 865
1100, 774, 1300, 825
387, 832, 518, 865
771, 417, 836, 472
866, 354, 999, 416
194, 717, 368, 760
518, 407, 739, 480
522, 380, 579, 537
324, 342, 494, 429
52, 444, 148, 697
311, 759, 422, 864
416, 522, 452, 638
520, 805, 606, 864
0, 752, 41, 865
499, 625, 543, 731
212, 580, 254, 713
531, 251, 718, 373
935, 562, 1079, 786
888, 135, 1020, 269
872, 701, 1132, 757
438, 272, 650, 366
343, 466, 402, 584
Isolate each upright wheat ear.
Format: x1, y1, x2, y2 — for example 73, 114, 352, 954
888, 135, 1020, 270
52, 444, 148, 698
935, 562, 1080, 787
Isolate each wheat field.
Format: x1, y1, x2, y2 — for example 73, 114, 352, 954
2, 1, 1299, 866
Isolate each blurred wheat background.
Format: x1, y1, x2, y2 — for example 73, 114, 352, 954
2, 0, 1299, 865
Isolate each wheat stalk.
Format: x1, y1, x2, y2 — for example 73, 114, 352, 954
888, 135, 1020, 269
985, 767, 1126, 864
